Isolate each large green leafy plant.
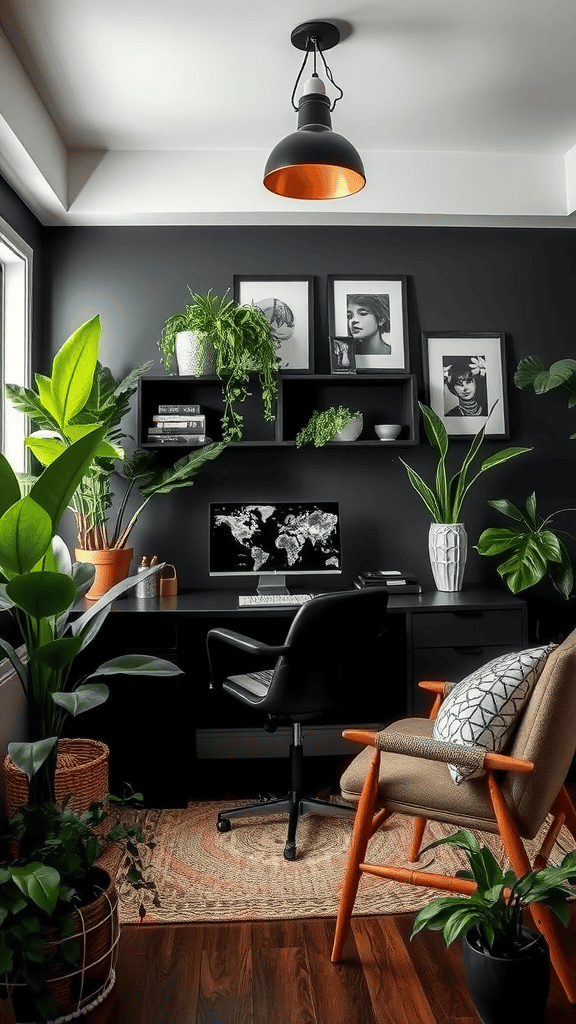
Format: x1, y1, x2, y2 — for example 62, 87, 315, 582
7, 315, 225, 549
159, 289, 280, 443
295, 406, 361, 448
475, 493, 574, 598
411, 830, 576, 958
399, 403, 530, 523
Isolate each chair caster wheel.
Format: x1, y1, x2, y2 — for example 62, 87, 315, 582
283, 843, 297, 861
217, 818, 231, 833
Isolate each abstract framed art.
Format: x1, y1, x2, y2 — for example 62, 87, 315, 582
327, 275, 409, 372
233, 275, 314, 372
422, 331, 509, 439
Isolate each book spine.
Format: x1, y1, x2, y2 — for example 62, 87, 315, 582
151, 416, 206, 429
146, 434, 208, 445
148, 422, 206, 434
157, 404, 201, 415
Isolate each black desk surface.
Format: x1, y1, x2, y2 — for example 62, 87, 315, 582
76, 585, 526, 616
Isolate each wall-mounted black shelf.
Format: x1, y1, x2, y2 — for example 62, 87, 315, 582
138, 374, 419, 448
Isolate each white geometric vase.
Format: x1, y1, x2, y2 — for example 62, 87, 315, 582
428, 522, 468, 592
175, 331, 216, 376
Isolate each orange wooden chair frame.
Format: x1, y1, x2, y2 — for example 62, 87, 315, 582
331, 680, 576, 1004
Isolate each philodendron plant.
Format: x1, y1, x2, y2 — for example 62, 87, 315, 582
400, 403, 531, 523
411, 830, 576, 958
475, 493, 574, 598
0, 434, 183, 803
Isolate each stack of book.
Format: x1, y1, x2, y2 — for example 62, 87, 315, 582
353, 570, 422, 594
146, 403, 211, 446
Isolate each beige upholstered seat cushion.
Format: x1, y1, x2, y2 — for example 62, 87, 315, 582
340, 718, 498, 834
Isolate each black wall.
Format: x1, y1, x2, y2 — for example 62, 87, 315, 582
30, 222, 576, 606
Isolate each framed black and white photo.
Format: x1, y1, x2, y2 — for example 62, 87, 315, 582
329, 336, 356, 374
233, 275, 313, 372
327, 275, 409, 372
422, 332, 509, 439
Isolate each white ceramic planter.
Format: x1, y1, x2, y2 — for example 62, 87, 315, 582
428, 522, 468, 592
175, 331, 216, 376
332, 414, 363, 442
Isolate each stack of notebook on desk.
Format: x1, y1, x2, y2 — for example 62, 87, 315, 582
353, 570, 422, 594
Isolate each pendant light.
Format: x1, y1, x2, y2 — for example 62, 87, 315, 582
263, 21, 366, 200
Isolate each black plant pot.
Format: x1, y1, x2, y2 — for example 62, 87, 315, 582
463, 927, 550, 1024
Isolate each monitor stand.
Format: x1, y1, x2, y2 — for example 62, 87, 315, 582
256, 573, 289, 596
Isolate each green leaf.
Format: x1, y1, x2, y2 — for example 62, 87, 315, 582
399, 459, 442, 521
419, 403, 448, 459
88, 654, 183, 677
53, 682, 109, 715
4, 382, 60, 431
0, 932, 14, 974
8, 737, 58, 781
551, 538, 574, 599
6, 571, 77, 619
30, 636, 83, 670
25, 433, 67, 467
28, 425, 106, 531
10, 862, 61, 915
0, 452, 21, 516
134, 442, 226, 497
0, 497, 53, 576
487, 498, 526, 523
475, 528, 524, 557
50, 315, 102, 427
478, 447, 532, 474
0, 638, 27, 690
35, 373, 59, 420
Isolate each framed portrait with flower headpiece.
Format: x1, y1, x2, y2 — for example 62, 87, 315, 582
421, 332, 509, 439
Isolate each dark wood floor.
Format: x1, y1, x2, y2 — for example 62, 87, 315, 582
2, 768, 576, 1023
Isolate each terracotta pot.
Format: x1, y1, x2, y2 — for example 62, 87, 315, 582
2, 737, 110, 824
75, 546, 133, 600
5, 866, 119, 1022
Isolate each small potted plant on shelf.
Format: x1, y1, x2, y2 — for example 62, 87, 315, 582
159, 289, 281, 443
295, 406, 363, 447
6, 315, 225, 598
399, 402, 530, 592
0, 755, 153, 1023
411, 829, 576, 1024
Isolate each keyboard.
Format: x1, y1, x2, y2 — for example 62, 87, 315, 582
238, 593, 313, 607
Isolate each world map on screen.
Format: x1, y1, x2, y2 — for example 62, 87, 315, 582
211, 503, 341, 573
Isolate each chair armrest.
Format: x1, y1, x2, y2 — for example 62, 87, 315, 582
417, 680, 454, 720
206, 628, 289, 657
341, 728, 534, 774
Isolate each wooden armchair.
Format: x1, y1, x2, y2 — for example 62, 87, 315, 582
331, 629, 576, 1004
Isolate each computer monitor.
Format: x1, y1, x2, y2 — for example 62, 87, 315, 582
209, 502, 342, 594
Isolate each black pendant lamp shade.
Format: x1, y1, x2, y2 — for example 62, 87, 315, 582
263, 21, 366, 200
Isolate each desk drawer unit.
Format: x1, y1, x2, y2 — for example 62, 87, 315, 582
410, 608, 526, 717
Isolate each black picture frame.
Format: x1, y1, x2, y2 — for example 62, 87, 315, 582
233, 275, 314, 373
421, 331, 509, 439
329, 336, 356, 374
327, 275, 409, 373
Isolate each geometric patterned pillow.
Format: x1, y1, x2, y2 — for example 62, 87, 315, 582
432, 643, 555, 784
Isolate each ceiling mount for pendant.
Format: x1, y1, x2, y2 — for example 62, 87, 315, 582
263, 19, 366, 201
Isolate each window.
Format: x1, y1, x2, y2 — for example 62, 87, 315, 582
0, 217, 32, 473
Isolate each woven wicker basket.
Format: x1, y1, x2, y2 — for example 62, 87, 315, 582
6, 867, 119, 1022
2, 737, 109, 821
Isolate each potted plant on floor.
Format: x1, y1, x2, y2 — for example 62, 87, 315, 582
159, 289, 281, 442
399, 402, 530, 591
411, 829, 576, 1024
6, 315, 225, 598
0, 420, 185, 814
295, 406, 362, 447
0, 754, 153, 1022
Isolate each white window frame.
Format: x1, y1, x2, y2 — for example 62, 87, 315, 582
0, 216, 32, 473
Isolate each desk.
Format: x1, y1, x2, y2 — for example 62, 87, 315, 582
68, 585, 527, 805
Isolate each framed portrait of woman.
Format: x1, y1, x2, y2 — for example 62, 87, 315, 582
422, 332, 509, 439
233, 275, 313, 373
327, 275, 409, 373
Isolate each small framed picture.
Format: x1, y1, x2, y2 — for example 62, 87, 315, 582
327, 275, 409, 372
233, 275, 314, 372
422, 332, 509, 439
329, 336, 356, 374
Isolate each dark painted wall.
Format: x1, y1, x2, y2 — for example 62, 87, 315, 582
38, 225, 576, 605
0, 175, 44, 366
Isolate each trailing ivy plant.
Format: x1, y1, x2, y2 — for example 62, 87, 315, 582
475, 493, 574, 598
295, 406, 361, 448
399, 403, 530, 524
160, 289, 280, 443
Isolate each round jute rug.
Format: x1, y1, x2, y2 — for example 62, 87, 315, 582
109, 801, 575, 925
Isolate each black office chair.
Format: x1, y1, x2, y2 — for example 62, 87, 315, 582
206, 588, 389, 859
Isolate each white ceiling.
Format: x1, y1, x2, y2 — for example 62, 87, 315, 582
1, 0, 576, 225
